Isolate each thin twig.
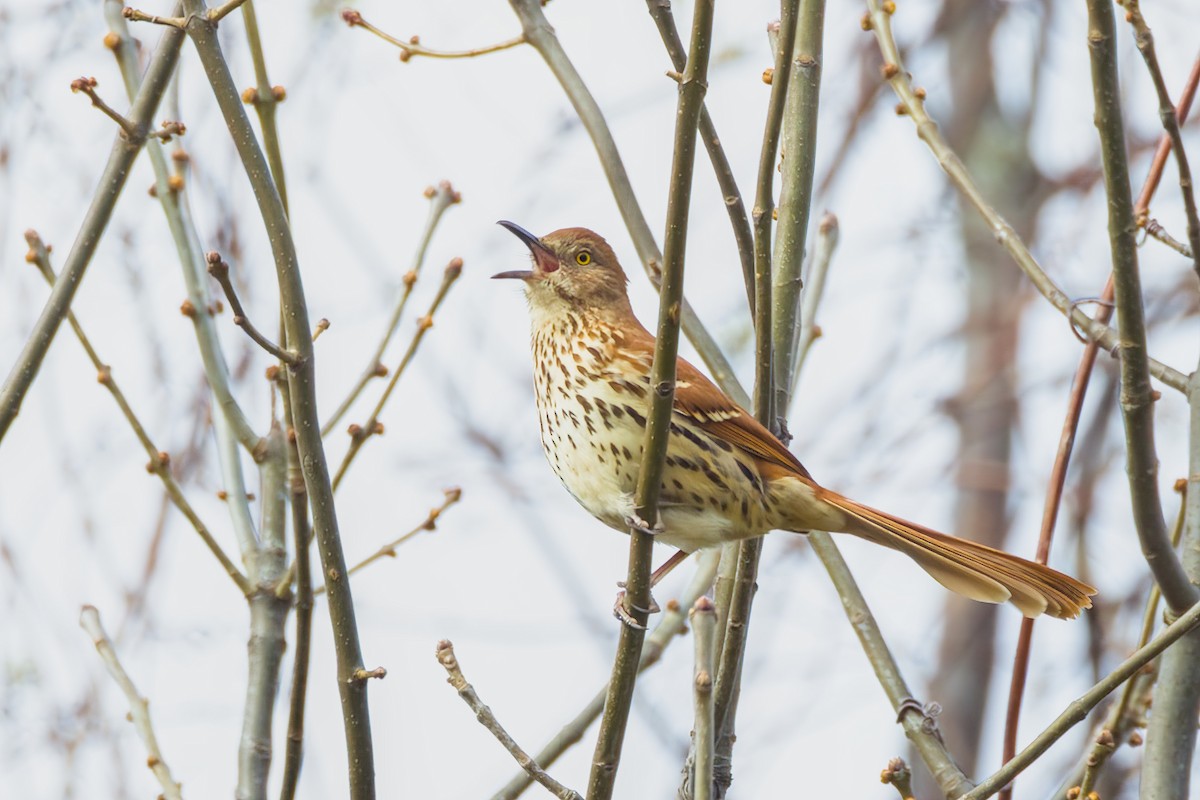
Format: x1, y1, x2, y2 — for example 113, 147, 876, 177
644, 1, 756, 312
24, 231, 251, 595
1144, 218, 1194, 257
588, 4, 714, 797
70, 76, 138, 136
342, 9, 525, 62
180, 3, 376, 794
507, 0, 749, 408
322, 182, 462, 436
860, 0, 1188, 395
962, 597, 1200, 800
436, 641, 583, 800
790, 211, 838, 391
331, 258, 463, 491
80, 606, 184, 800
313, 488, 461, 596
491, 550, 720, 800
1124, 3, 1200, 274
207, 251, 298, 364
0, 15, 185, 444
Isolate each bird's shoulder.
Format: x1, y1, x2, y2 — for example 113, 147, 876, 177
610, 322, 814, 481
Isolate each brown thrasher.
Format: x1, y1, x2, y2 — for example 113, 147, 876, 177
493, 221, 1095, 620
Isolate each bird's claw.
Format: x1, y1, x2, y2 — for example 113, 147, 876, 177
625, 513, 663, 537
613, 583, 661, 629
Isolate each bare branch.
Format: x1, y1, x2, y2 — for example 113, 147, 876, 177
80, 606, 184, 800
342, 9, 525, 62
436, 641, 583, 800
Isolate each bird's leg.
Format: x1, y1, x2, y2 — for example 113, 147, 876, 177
624, 511, 664, 537
612, 548, 692, 629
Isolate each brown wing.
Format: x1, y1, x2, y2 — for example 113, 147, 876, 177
614, 323, 813, 481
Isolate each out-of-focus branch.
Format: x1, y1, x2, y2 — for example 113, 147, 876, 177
0, 15, 184, 444
790, 211, 838, 391
180, 2, 376, 795
1123, 4, 1200, 273
860, 0, 1188, 395
644, 1, 756, 311
962, 596, 1200, 800
25, 230, 251, 596
331, 258, 462, 491
80, 606, 183, 800
1083, 0, 1195, 613
322, 182, 461, 437
437, 641, 582, 800
507, 0, 748, 408
998, 50, 1200, 795
588, 4, 714, 798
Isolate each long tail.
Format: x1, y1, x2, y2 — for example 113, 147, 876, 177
822, 492, 1095, 619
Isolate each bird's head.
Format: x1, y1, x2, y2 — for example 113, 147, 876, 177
493, 221, 631, 314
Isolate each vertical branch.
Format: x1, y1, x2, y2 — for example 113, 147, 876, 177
587, 3, 714, 798
1085, 0, 1194, 612
770, 0, 824, 423
240, 0, 288, 215
643, 0, 756, 311
0, 19, 185, 443
180, 3, 376, 796
238, 424, 289, 800
690, 598, 717, 800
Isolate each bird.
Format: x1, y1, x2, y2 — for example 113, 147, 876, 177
492, 221, 1095, 621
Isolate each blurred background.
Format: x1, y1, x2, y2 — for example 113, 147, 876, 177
1, 0, 1198, 797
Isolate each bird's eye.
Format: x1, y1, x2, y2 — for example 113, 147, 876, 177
575, 250, 592, 266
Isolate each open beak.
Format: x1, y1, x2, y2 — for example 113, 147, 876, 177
493, 220, 558, 280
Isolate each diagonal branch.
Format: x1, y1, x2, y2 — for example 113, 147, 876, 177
0, 15, 185, 444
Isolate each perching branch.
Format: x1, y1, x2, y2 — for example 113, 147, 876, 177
588, 4, 714, 798
644, 0, 756, 311
81, 606, 184, 800
436, 641, 582, 800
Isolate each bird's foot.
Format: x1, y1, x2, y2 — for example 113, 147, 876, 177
624, 512, 663, 537
612, 582, 661, 630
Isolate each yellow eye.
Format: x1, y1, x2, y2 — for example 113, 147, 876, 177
575, 250, 592, 266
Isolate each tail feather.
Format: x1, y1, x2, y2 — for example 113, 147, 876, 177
823, 493, 1095, 620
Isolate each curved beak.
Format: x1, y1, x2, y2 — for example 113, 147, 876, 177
493, 220, 558, 280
